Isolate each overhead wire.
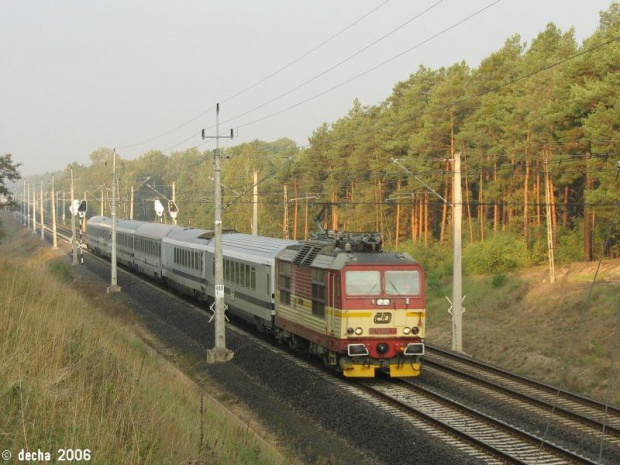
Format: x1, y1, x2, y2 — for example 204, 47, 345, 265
220, 0, 393, 106
162, 0, 498, 153
232, 0, 503, 132
213, 0, 446, 129
115, 0, 391, 153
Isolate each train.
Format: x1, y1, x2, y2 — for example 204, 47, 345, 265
86, 215, 426, 378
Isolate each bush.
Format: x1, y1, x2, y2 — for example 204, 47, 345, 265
555, 226, 585, 264
492, 274, 508, 287
49, 258, 72, 283
463, 234, 530, 274
399, 240, 452, 284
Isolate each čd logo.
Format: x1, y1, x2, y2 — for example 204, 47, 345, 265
373, 312, 392, 324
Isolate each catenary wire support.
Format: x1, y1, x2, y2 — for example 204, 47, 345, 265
107, 149, 121, 293
392, 158, 450, 205
392, 156, 464, 352
201, 103, 234, 364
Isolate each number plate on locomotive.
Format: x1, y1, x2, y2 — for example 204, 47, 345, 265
369, 328, 397, 335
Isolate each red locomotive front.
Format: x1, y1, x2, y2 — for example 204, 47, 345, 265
275, 232, 425, 378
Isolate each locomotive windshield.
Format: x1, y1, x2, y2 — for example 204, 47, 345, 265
386, 270, 420, 295
345, 271, 381, 295
345, 269, 421, 296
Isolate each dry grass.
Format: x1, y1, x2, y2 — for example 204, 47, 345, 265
427, 262, 620, 404
0, 215, 284, 464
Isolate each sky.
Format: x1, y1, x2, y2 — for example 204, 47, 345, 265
1, 0, 616, 177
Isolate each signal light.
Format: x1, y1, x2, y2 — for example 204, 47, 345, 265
377, 343, 389, 355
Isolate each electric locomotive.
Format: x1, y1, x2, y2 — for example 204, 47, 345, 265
275, 231, 425, 378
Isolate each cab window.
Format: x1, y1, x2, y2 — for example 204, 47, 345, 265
345, 271, 380, 295
385, 270, 420, 295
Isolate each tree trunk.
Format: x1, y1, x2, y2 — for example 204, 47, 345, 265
283, 185, 289, 239
523, 159, 530, 247
479, 167, 484, 241
563, 185, 570, 228
535, 161, 541, 227
424, 193, 429, 246
293, 177, 299, 240
395, 179, 401, 247
331, 190, 338, 232
493, 156, 499, 233
304, 192, 309, 241
584, 151, 593, 261
376, 179, 384, 237
439, 159, 451, 244
550, 177, 557, 246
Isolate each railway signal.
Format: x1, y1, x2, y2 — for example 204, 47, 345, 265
78, 200, 87, 218
76, 199, 87, 264
69, 170, 79, 266
168, 200, 179, 225
154, 199, 165, 222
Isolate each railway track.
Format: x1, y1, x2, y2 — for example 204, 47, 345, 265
355, 378, 595, 464
23, 215, 620, 463
425, 346, 620, 445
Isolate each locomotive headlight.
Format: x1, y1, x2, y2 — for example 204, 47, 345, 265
355, 327, 363, 335
376, 299, 391, 306
412, 327, 420, 335
347, 327, 354, 335
403, 327, 412, 335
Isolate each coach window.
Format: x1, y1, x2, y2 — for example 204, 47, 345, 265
250, 266, 256, 290
240, 263, 246, 287
245, 264, 251, 288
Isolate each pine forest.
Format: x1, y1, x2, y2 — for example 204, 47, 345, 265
31, 4, 620, 279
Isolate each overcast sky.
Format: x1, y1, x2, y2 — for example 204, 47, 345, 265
1, 0, 615, 176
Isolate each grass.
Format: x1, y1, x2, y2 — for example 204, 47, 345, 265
426, 265, 620, 404
0, 214, 285, 464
